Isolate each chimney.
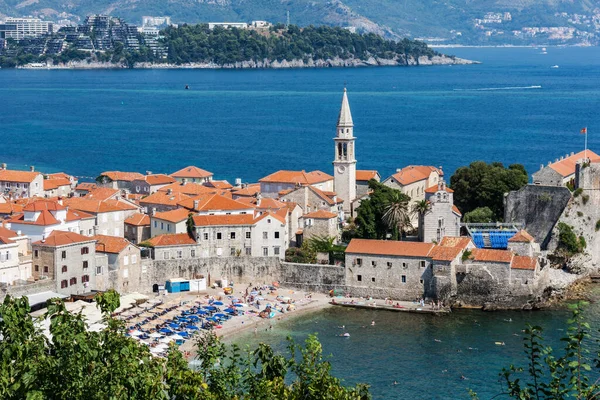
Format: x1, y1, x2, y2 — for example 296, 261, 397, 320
548, 161, 551, 166
0, 163, 6, 170
17, 230, 21, 236
41, 234, 45, 243
181, 178, 187, 186
555, 158, 559, 163
540, 164, 544, 170
560, 156, 564, 161
167, 188, 172, 195
57, 196, 63, 206
146, 171, 152, 175
571, 151, 575, 156
256, 192, 262, 207
29, 166, 35, 172
93, 225, 99, 235
151, 208, 156, 216
193, 200, 199, 210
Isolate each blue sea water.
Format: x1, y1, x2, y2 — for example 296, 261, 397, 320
2, 46, 600, 182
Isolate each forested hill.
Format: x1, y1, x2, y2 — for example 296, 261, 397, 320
161, 24, 442, 66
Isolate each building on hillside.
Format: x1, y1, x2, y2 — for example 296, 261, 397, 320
150, 208, 192, 236
170, 166, 213, 184
124, 213, 151, 244
143, 233, 198, 261
204, 180, 233, 190
420, 181, 461, 242
31, 231, 97, 295
532, 150, 600, 187
131, 174, 176, 194
98, 171, 145, 192
93, 235, 142, 292
231, 183, 261, 199
64, 197, 139, 237
259, 170, 334, 198
42, 175, 74, 197
0, 227, 32, 285
74, 182, 98, 196
507, 230, 540, 257
300, 210, 339, 244
158, 181, 220, 196
208, 22, 248, 30
0, 17, 53, 40
356, 170, 380, 198
84, 187, 120, 201
139, 189, 190, 213
279, 185, 343, 216
7, 199, 96, 242
0, 166, 44, 198
178, 193, 254, 215
333, 88, 357, 216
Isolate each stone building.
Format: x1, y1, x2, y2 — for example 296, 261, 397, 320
98, 171, 145, 192
124, 213, 151, 244
0, 227, 31, 285
356, 170, 380, 198
139, 189, 190, 213
300, 210, 339, 242
43, 175, 74, 197
333, 88, 357, 216
532, 150, 600, 187
143, 233, 198, 261
259, 170, 334, 198
279, 185, 342, 215
31, 231, 97, 295
507, 230, 540, 257
64, 197, 139, 237
158, 181, 220, 197
178, 193, 254, 215
420, 181, 461, 243
170, 166, 214, 184
0, 167, 44, 198
93, 235, 142, 293
150, 208, 191, 236
131, 174, 176, 195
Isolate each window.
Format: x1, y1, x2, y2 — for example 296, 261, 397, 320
161, 222, 164, 230
177, 250, 183, 259
274, 247, 280, 255
81, 247, 89, 255
419, 279, 424, 284
61, 280, 68, 289
131, 255, 137, 263
96, 266, 102, 275
401, 275, 406, 283
402, 262, 407, 269
387, 262, 392, 268
43, 266, 48, 273
230, 232, 236, 239
356, 258, 362, 266
124, 255, 129, 265
216, 247, 223, 256
357, 274, 362, 282
262, 232, 268, 239
88, 229, 92, 235
420, 261, 426, 268
61, 265, 67, 273
262, 247, 268, 256
82, 275, 90, 283
245, 247, 251, 255
371, 261, 377, 267
34, 265, 39, 272
61, 250, 67, 259
217, 232, 222, 240
83, 261, 89, 269
267, 218, 271, 223
154, 221, 158, 228
203, 233, 209, 240
163, 251, 170, 260
167, 224, 170, 232
70, 277, 77, 286
123, 269, 129, 278
230, 248, 236, 256
274, 231, 280, 239
245, 232, 251, 239
34, 250, 38, 257
190, 250, 196, 258
371, 277, 375, 282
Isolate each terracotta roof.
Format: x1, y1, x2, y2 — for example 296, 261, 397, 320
389, 166, 442, 186
33, 230, 95, 247
304, 210, 337, 219
193, 214, 256, 226
93, 234, 133, 254
452, 205, 462, 216
204, 180, 233, 189
170, 166, 213, 179
511, 255, 537, 270
0, 226, 18, 244
356, 170, 379, 181
125, 213, 151, 226
278, 189, 293, 196
86, 187, 120, 201
259, 170, 333, 185
47, 172, 74, 181
470, 249, 513, 263
346, 239, 435, 258
508, 230, 535, 243
231, 184, 261, 197
179, 193, 252, 212
0, 202, 23, 215
311, 186, 342, 205
158, 182, 218, 196
255, 211, 286, 225
22, 199, 65, 212
66, 209, 95, 221
8, 210, 60, 226
439, 237, 472, 249
100, 171, 145, 182
429, 246, 463, 262
425, 184, 454, 194
547, 150, 600, 177
139, 191, 190, 207
137, 174, 176, 186
153, 208, 192, 223
65, 198, 138, 213
0, 169, 40, 183
144, 233, 196, 247
75, 183, 97, 192
43, 177, 71, 191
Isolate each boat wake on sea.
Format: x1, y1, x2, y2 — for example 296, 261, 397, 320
453, 85, 542, 91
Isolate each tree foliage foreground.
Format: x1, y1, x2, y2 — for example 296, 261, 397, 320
0, 291, 370, 399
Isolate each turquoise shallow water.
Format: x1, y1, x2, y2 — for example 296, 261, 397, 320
230, 291, 600, 400
2, 47, 600, 182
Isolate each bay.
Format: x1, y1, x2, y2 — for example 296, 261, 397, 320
2, 46, 600, 183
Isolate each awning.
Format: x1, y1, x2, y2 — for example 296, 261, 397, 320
23, 291, 68, 308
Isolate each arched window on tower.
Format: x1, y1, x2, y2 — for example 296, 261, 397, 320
338, 143, 343, 160
343, 143, 348, 159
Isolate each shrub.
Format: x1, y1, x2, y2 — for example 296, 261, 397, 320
557, 222, 583, 256
573, 188, 583, 197
595, 220, 600, 231
462, 249, 473, 262
579, 235, 587, 250
577, 211, 584, 217
582, 194, 590, 205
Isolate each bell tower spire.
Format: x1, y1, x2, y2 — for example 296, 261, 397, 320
333, 88, 357, 216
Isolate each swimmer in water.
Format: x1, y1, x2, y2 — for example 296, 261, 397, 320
371, 320, 375, 326
461, 375, 468, 381
434, 339, 442, 343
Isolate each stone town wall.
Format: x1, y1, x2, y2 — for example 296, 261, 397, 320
0, 279, 56, 301
504, 185, 572, 249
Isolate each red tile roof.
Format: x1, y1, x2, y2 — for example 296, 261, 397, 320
170, 166, 213, 179
0, 226, 18, 244
0, 202, 23, 215
255, 211, 286, 225
356, 170, 379, 181
158, 182, 218, 196
65, 198, 138, 213
139, 191, 190, 207
452, 205, 462, 216
425, 184, 454, 194
153, 208, 193, 223
178, 193, 252, 212
508, 230, 535, 243
8, 210, 60, 226
193, 214, 256, 226
304, 210, 337, 219
0, 169, 40, 183
259, 170, 333, 185
125, 213, 151, 226
346, 239, 435, 258
23, 199, 65, 212
511, 255, 537, 270
100, 171, 145, 182
75, 183, 97, 192
93, 234, 133, 254
43, 177, 71, 191
86, 187, 120, 201
548, 150, 600, 177
204, 180, 233, 189
429, 246, 463, 262
439, 237, 472, 249
66, 209, 95, 221
138, 174, 176, 186
47, 172, 74, 181
470, 249, 513, 263
231, 184, 261, 197
33, 230, 95, 247
389, 166, 442, 186
144, 233, 196, 247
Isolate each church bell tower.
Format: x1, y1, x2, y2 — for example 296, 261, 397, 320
333, 88, 356, 215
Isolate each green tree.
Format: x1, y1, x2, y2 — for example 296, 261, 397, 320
463, 206, 494, 223
382, 191, 412, 240
450, 161, 528, 221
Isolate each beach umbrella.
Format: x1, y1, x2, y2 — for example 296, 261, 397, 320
233, 303, 247, 308
212, 301, 224, 306
159, 328, 172, 334
188, 315, 200, 321
160, 337, 174, 343
129, 330, 143, 336
255, 296, 265, 300
149, 332, 162, 338
178, 331, 190, 338
186, 325, 199, 330
168, 323, 180, 329
171, 334, 184, 340
214, 313, 227, 318
196, 309, 208, 315
204, 306, 217, 311
224, 308, 235, 313
250, 291, 258, 296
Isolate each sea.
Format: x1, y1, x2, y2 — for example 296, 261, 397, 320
4, 46, 600, 398
2, 47, 600, 183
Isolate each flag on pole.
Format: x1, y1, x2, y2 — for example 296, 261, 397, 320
581, 127, 588, 134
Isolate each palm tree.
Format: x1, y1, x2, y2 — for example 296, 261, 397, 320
382, 192, 412, 240
411, 199, 432, 241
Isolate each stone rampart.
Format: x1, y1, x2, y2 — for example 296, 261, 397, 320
0, 279, 56, 301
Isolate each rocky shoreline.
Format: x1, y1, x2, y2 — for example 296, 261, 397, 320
17, 55, 477, 70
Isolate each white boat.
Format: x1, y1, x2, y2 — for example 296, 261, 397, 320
551, 65, 559, 68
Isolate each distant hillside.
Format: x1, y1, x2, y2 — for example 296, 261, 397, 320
1, 0, 599, 44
